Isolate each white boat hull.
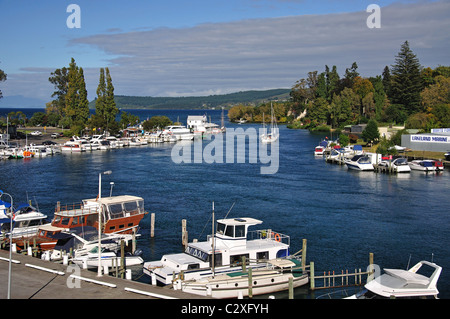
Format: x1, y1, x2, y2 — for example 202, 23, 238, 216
73, 254, 143, 269
176, 271, 308, 299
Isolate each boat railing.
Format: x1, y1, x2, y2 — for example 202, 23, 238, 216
248, 229, 290, 246
55, 203, 98, 217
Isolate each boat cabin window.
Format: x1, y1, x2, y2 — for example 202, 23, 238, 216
53, 216, 61, 224
61, 217, 71, 226
230, 254, 249, 266
217, 222, 226, 235
109, 203, 124, 219
257, 251, 269, 260
276, 249, 289, 258
209, 253, 222, 267
217, 222, 246, 238
187, 263, 200, 270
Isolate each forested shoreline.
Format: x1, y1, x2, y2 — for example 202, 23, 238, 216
227, 41, 450, 134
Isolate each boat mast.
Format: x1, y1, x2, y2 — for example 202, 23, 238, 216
211, 201, 215, 277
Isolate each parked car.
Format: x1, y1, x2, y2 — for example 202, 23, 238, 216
51, 133, 58, 138
30, 131, 42, 136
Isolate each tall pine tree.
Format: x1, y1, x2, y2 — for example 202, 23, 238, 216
390, 41, 423, 115
105, 68, 118, 127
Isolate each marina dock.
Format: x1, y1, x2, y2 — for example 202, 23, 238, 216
0, 250, 211, 299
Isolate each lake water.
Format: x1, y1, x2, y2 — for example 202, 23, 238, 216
1, 108, 449, 298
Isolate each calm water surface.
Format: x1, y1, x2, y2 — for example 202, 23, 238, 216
1, 109, 449, 298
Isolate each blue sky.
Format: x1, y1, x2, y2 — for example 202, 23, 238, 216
1, 0, 449, 105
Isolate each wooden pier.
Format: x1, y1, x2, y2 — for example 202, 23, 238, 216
309, 253, 374, 291
0, 249, 210, 299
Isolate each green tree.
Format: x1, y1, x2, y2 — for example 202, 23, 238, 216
30, 112, 47, 126
95, 68, 107, 123
361, 119, 380, 143
143, 116, 172, 131
105, 68, 118, 129
77, 67, 90, 125
48, 67, 68, 116
0, 64, 6, 99
390, 41, 423, 115
307, 97, 329, 124
382, 66, 391, 97
329, 87, 358, 128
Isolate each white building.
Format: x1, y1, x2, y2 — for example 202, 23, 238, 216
187, 115, 207, 133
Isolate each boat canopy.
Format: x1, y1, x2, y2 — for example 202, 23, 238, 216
353, 145, 363, 151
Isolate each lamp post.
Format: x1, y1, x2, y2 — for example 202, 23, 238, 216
97, 170, 112, 277
0, 190, 13, 299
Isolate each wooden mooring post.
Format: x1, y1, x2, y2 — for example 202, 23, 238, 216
182, 219, 188, 248
309, 253, 374, 290
150, 213, 155, 238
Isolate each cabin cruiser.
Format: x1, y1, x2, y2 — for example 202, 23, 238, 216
408, 160, 435, 172
314, 146, 324, 156
1, 202, 48, 240
163, 125, 194, 141
61, 140, 84, 152
144, 217, 293, 285
379, 157, 411, 173
346, 260, 442, 299
345, 154, 374, 171
27, 195, 147, 251
45, 226, 142, 267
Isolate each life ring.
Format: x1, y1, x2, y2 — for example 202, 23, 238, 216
272, 232, 281, 242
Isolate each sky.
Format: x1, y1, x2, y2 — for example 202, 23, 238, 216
0, 0, 449, 106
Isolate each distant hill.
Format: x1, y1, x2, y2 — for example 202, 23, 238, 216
89, 89, 291, 109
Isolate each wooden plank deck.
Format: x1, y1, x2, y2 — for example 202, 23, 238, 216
0, 249, 211, 299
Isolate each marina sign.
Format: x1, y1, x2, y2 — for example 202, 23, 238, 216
410, 135, 450, 143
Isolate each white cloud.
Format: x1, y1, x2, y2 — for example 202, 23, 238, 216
3, 0, 450, 102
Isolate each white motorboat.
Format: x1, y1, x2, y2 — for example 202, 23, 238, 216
61, 140, 84, 152
379, 157, 411, 173
345, 154, 374, 171
163, 125, 194, 141
408, 160, 435, 172
173, 258, 308, 299
314, 146, 325, 156
1, 202, 48, 239
45, 226, 138, 261
72, 247, 143, 269
144, 217, 293, 285
346, 260, 442, 299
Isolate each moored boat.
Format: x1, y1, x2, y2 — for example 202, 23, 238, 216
27, 195, 147, 251
345, 154, 374, 171
173, 258, 308, 298
346, 260, 442, 299
408, 160, 435, 172
144, 216, 293, 285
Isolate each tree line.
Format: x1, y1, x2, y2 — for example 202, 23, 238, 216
43, 58, 122, 135
228, 41, 450, 132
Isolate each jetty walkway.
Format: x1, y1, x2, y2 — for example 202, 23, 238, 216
0, 250, 210, 299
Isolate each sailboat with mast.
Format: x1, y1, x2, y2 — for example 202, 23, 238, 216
260, 102, 279, 143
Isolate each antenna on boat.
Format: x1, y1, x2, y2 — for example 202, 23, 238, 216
431, 253, 434, 263
223, 201, 236, 220
406, 254, 412, 269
